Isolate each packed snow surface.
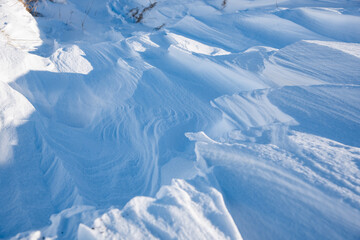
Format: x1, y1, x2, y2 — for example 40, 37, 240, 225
0, 0, 360, 239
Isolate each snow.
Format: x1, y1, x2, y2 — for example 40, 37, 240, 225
77, 179, 242, 240
50, 45, 93, 74
276, 7, 360, 42
305, 40, 360, 58
1, 0, 360, 239
167, 32, 231, 56
0, 1, 41, 51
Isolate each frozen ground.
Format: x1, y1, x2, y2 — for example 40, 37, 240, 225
0, 0, 360, 239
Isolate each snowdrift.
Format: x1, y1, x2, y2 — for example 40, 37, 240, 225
0, 0, 360, 239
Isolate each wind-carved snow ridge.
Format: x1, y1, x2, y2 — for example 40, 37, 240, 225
305, 40, 360, 58
187, 86, 360, 239
211, 89, 297, 130
77, 179, 242, 240
1, 0, 360, 239
167, 32, 231, 56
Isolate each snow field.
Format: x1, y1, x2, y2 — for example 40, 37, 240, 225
0, 0, 360, 239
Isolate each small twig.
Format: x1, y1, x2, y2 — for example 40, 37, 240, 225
153, 23, 165, 31
20, 0, 42, 17
82, 0, 95, 29
129, 8, 139, 18
222, 0, 227, 9
66, 10, 73, 25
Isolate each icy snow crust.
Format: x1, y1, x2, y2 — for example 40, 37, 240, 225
1, 0, 360, 239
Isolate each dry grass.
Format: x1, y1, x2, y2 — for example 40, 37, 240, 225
19, 0, 41, 16
130, 2, 157, 23
81, 0, 95, 29
153, 23, 165, 31
222, 0, 227, 8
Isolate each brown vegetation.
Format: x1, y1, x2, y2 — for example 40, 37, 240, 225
222, 0, 227, 8
130, 2, 157, 23
153, 23, 165, 31
19, 0, 41, 16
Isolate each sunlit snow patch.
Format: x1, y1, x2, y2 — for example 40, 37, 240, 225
78, 179, 242, 240
13, 179, 243, 240
167, 32, 230, 56
50, 45, 93, 74
0, 0, 42, 51
305, 40, 360, 58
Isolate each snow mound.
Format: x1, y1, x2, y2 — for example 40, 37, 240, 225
78, 179, 242, 240
305, 40, 360, 58
277, 7, 360, 42
50, 45, 93, 74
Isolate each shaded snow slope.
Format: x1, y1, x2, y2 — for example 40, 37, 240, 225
1, 0, 360, 239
